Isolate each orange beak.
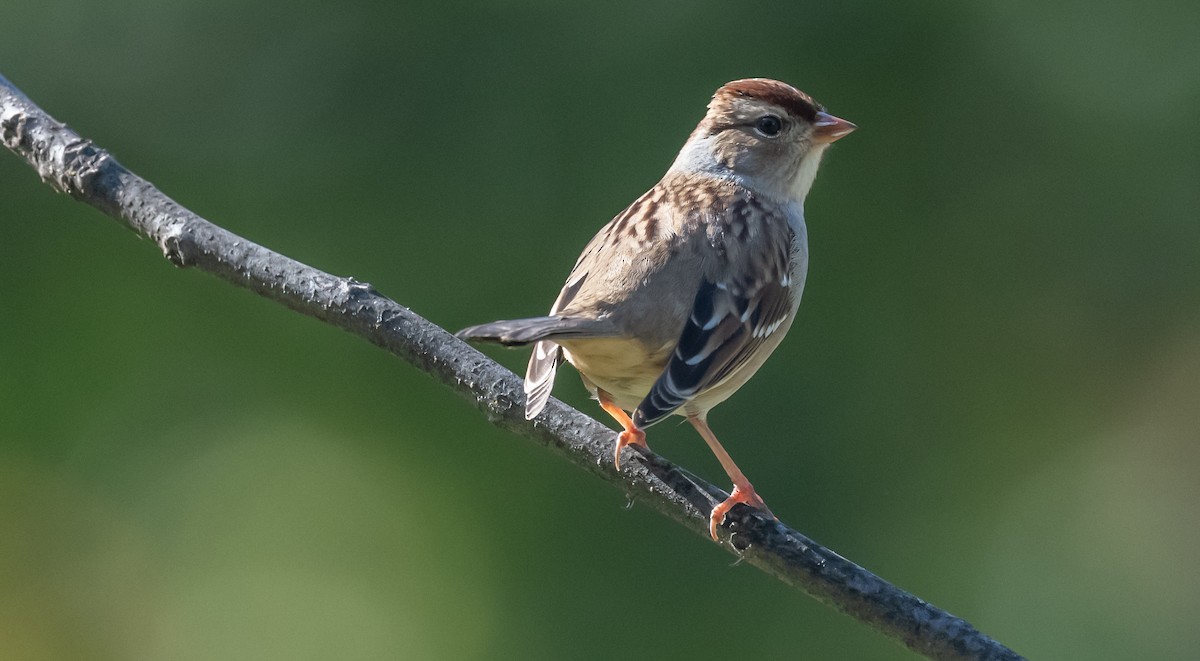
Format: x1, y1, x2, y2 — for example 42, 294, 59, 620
814, 111, 857, 143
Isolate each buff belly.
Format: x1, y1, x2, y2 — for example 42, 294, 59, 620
558, 337, 671, 412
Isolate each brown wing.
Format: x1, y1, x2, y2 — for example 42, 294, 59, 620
525, 188, 669, 418
634, 200, 796, 427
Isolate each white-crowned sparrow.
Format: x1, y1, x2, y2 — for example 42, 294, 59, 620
459, 78, 855, 539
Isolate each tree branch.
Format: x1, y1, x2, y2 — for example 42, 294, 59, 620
0, 73, 1023, 661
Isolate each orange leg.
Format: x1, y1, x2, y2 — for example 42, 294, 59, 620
596, 389, 647, 470
688, 415, 773, 540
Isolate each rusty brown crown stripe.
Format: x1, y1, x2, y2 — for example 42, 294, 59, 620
717, 78, 822, 122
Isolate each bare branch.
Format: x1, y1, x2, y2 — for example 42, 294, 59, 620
0, 73, 1024, 661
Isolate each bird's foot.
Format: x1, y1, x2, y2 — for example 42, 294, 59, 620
613, 428, 648, 470
709, 484, 772, 541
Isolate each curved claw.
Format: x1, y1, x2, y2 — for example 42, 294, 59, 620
613, 428, 647, 470
596, 389, 648, 471
709, 484, 772, 541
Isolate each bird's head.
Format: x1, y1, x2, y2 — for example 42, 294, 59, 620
669, 78, 855, 203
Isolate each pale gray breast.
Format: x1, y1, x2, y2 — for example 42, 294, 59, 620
783, 200, 809, 310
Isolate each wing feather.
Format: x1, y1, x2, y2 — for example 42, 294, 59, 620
634, 203, 797, 427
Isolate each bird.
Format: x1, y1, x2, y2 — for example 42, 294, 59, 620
458, 78, 855, 540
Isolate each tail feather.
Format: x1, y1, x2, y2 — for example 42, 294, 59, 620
523, 340, 561, 419
458, 315, 618, 420
456, 316, 614, 347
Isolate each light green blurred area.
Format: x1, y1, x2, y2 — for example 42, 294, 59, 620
2, 1, 1198, 659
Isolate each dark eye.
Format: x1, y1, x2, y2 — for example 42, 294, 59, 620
755, 115, 783, 137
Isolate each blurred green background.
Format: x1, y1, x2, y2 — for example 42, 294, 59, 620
2, 1, 1198, 659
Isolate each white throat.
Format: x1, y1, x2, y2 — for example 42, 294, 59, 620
788, 144, 828, 203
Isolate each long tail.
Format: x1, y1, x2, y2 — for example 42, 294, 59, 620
456, 316, 614, 347
457, 316, 617, 419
